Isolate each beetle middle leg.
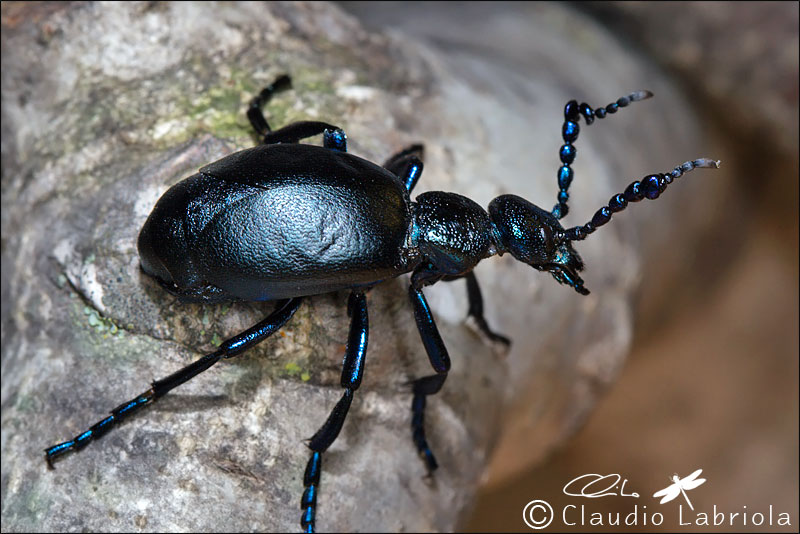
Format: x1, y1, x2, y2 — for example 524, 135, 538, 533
44, 298, 302, 466
257, 121, 348, 151
247, 74, 292, 136
300, 290, 369, 533
248, 74, 348, 152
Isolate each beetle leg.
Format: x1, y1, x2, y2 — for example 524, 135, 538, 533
322, 128, 347, 152
383, 144, 425, 193
407, 268, 451, 473
301, 291, 368, 533
443, 272, 511, 346
383, 144, 424, 168
44, 298, 302, 467
397, 156, 424, 193
259, 120, 345, 146
247, 74, 293, 136
410, 374, 446, 472
247, 75, 348, 150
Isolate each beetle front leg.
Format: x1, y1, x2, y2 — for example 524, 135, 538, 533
407, 267, 451, 473
44, 298, 302, 466
301, 291, 368, 533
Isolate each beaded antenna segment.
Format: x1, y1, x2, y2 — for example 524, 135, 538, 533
564, 157, 721, 242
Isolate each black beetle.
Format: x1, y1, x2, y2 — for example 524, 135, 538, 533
45, 75, 719, 532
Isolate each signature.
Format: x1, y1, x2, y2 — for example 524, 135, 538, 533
563, 473, 640, 498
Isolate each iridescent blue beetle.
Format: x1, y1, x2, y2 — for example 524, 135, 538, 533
45, 75, 719, 532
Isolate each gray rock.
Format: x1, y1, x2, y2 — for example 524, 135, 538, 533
1, 2, 725, 531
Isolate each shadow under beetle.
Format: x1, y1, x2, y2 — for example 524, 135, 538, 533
45, 74, 720, 532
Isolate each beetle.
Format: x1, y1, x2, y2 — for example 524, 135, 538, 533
44, 74, 719, 532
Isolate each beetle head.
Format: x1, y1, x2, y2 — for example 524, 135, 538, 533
488, 194, 588, 295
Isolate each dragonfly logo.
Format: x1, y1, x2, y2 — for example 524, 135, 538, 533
652, 469, 706, 510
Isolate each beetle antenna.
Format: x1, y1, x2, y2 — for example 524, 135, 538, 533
553, 90, 655, 220
564, 158, 721, 241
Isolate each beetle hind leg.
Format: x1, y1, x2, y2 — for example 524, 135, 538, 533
300, 291, 368, 533
44, 298, 302, 466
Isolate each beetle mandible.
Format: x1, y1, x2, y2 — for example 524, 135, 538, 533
44, 74, 719, 532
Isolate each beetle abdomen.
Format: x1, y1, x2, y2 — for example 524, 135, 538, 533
139, 145, 415, 302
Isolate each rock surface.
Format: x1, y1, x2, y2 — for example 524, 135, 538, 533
1, 2, 725, 531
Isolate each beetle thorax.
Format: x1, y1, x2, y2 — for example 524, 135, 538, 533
411, 191, 498, 275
